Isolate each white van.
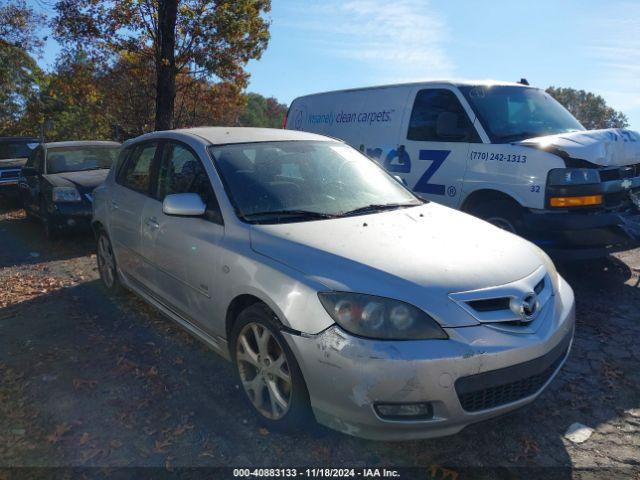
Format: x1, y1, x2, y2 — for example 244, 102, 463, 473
286, 81, 640, 258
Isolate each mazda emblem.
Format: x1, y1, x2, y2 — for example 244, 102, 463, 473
510, 292, 540, 322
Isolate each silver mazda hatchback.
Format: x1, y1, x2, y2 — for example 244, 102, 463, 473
92, 127, 575, 440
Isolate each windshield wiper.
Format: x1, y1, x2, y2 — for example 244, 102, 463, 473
340, 202, 419, 217
243, 209, 336, 223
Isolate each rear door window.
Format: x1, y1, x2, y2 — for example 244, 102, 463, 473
117, 142, 158, 195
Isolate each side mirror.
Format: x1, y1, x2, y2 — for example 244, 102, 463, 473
21, 167, 38, 177
162, 193, 206, 217
436, 112, 467, 140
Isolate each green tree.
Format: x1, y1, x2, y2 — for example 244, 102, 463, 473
239, 92, 287, 128
53, 0, 271, 131
34, 51, 113, 141
546, 86, 629, 130
0, 0, 45, 136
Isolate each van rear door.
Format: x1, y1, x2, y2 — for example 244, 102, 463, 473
397, 86, 479, 208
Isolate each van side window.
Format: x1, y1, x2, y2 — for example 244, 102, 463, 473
408, 89, 477, 142
117, 142, 158, 195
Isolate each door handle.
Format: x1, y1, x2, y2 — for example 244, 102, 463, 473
110, 200, 120, 210
145, 217, 159, 230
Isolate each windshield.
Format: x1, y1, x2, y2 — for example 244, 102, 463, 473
459, 85, 585, 143
209, 141, 421, 223
46, 146, 120, 174
0, 140, 38, 160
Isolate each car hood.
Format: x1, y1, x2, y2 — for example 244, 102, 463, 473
519, 128, 640, 167
249, 203, 546, 327
43, 169, 109, 191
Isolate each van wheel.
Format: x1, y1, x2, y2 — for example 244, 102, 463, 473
230, 303, 312, 432
467, 200, 525, 235
97, 230, 123, 295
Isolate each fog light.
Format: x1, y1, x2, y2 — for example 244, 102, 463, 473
374, 402, 433, 420
549, 195, 602, 207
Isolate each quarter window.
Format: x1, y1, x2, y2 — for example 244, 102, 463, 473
407, 89, 477, 142
118, 142, 158, 194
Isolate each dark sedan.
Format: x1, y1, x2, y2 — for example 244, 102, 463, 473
18, 141, 121, 239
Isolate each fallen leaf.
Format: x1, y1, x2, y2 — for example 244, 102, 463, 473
154, 439, 171, 453
47, 423, 72, 444
79, 432, 91, 446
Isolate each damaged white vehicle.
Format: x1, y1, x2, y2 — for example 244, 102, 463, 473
93, 127, 575, 441
287, 81, 640, 258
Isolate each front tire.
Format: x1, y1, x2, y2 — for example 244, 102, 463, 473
467, 199, 525, 235
96, 230, 123, 295
230, 304, 312, 431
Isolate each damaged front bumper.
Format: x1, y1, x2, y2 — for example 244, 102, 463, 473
283, 276, 575, 441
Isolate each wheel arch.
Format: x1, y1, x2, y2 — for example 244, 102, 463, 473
225, 294, 280, 340
460, 188, 524, 213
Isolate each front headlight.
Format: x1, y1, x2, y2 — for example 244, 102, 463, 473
547, 168, 600, 186
318, 292, 448, 340
52, 186, 82, 203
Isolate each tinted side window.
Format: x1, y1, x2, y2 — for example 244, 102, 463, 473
118, 143, 158, 194
407, 89, 477, 142
156, 142, 221, 220
114, 146, 133, 178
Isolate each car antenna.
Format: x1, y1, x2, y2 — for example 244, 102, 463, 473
518, 78, 530, 86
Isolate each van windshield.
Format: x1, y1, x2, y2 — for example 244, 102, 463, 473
209, 141, 421, 224
459, 85, 584, 143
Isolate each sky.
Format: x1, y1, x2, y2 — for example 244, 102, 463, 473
30, 0, 640, 129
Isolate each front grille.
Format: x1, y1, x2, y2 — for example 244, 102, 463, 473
455, 331, 571, 412
599, 164, 640, 182
466, 279, 545, 315
0, 170, 20, 179
467, 297, 510, 312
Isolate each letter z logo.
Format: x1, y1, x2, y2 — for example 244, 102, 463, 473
414, 150, 450, 195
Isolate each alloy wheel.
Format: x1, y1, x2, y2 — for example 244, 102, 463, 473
236, 322, 292, 420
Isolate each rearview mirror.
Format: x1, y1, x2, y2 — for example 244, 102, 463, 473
436, 112, 467, 140
21, 167, 38, 177
163, 193, 206, 217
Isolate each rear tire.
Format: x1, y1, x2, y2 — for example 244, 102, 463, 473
96, 229, 123, 295
230, 303, 312, 432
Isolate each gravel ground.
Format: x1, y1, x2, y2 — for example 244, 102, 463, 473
0, 194, 639, 479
